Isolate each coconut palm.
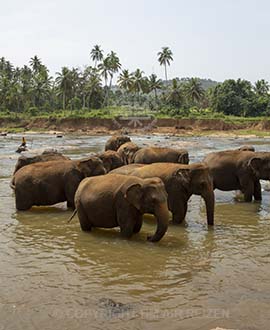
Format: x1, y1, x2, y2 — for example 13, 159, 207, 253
166, 78, 183, 107
107, 51, 121, 88
148, 74, 163, 99
118, 69, 133, 92
254, 79, 269, 96
157, 47, 173, 82
90, 45, 104, 68
131, 69, 145, 95
29, 55, 42, 74
184, 77, 204, 103
55, 67, 73, 109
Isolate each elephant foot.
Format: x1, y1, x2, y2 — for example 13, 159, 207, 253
80, 223, 92, 231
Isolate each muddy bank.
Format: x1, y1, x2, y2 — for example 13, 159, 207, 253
0, 117, 269, 135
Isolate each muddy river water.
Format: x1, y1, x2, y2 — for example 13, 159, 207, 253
0, 134, 270, 330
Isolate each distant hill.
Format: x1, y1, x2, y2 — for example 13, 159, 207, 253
112, 77, 220, 92
167, 77, 220, 90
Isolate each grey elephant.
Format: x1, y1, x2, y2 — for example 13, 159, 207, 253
105, 135, 131, 151
98, 150, 124, 172
129, 147, 189, 164
238, 145, 255, 152
111, 162, 214, 225
13, 150, 70, 174
69, 174, 169, 242
117, 142, 140, 165
204, 150, 270, 202
14, 156, 106, 210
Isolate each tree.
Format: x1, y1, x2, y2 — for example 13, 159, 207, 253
148, 74, 163, 99
107, 51, 121, 88
118, 69, 134, 92
184, 78, 204, 103
131, 69, 145, 95
90, 45, 104, 68
166, 78, 183, 108
157, 47, 173, 82
210, 79, 257, 116
55, 67, 73, 110
254, 79, 269, 96
29, 55, 42, 74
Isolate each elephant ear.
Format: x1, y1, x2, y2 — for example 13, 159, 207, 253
124, 183, 143, 210
174, 168, 191, 188
247, 157, 262, 175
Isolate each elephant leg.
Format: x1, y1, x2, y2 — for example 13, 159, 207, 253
78, 205, 92, 231
254, 180, 262, 201
133, 215, 143, 233
172, 202, 188, 224
117, 208, 137, 238
239, 176, 254, 202
15, 189, 32, 211
243, 183, 254, 202
67, 201, 74, 208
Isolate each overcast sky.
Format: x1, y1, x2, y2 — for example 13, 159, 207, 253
1, 0, 269, 82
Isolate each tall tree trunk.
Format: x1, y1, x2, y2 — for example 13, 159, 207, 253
165, 64, 168, 82
63, 91, 66, 110
83, 93, 86, 108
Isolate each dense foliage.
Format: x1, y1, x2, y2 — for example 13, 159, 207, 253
0, 46, 269, 117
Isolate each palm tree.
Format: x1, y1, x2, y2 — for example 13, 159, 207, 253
90, 45, 104, 68
29, 55, 42, 74
166, 78, 183, 107
157, 47, 173, 82
184, 78, 204, 103
55, 67, 73, 109
131, 69, 145, 95
118, 69, 134, 92
148, 74, 163, 99
254, 79, 269, 96
107, 51, 121, 88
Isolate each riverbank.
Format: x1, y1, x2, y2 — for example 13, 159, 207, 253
1, 116, 270, 137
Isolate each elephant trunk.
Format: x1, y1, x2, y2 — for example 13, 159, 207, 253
147, 202, 169, 242
203, 188, 215, 226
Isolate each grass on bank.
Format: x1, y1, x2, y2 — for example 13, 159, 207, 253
0, 106, 270, 125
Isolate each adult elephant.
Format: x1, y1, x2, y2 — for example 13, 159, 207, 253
13, 150, 70, 174
13, 157, 106, 210
105, 135, 131, 151
204, 150, 270, 202
98, 150, 124, 172
131, 147, 189, 164
117, 142, 140, 165
238, 145, 255, 152
69, 174, 169, 242
111, 163, 214, 225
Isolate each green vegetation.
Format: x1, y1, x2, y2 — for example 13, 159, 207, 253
1, 46, 270, 118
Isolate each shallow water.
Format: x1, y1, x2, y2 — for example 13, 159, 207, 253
0, 134, 270, 330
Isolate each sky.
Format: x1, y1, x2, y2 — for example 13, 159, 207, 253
1, 0, 270, 82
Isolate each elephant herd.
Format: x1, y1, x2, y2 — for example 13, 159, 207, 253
10, 135, 269, 242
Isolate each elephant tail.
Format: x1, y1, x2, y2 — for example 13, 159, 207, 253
67, 209, 77, 223
10, 178, 15, 190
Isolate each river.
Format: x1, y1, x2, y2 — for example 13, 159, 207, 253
0, 133, 270, 330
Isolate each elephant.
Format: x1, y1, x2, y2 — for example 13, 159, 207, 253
131, 147, 189, 164
238, 145, 255, 152
69, 174, 169, 242
13, 150, 70, 174
97, 150, 124, 172
105, 135, 131, 151
204, 150, 270, 202
13, 156, 106, 210
117, 142, 140, 165
111, 162, 214, 225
